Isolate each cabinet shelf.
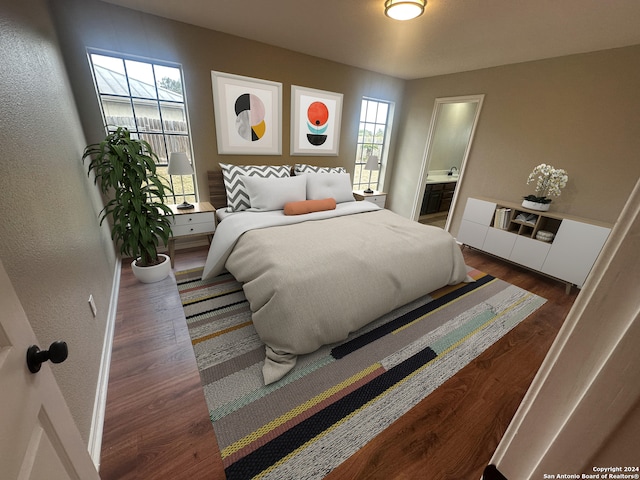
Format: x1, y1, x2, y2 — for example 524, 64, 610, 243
511, 219, 535, 226
492, 205, 562, 244
457, 197, 612, 289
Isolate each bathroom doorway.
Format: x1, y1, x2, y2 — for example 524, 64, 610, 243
413, 95, 484, 230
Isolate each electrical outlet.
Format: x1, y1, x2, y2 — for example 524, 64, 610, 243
88, 294, 97, 317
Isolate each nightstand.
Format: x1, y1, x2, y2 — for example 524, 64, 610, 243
167, 202, 216, 268
353, 190, 387, 208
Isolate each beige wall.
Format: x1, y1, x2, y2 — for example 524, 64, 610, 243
49, 0, 406, 201
0, 0, 116, 442
389, 45, 640, 232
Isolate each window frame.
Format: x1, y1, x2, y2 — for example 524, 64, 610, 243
86, 49, 197, 205
353, 97, 394, 192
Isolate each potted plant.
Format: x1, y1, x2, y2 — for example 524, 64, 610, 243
523, 163, 568, 211
83, 127, 174, 283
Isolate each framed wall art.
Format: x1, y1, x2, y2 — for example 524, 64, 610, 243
211, 71, 282, 155
291, 85, 343, 156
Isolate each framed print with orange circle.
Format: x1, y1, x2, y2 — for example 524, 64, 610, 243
291, 85, 343, 156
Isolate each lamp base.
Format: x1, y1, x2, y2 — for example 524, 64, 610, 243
176, 201, 194, 210
364, 188, 374, 194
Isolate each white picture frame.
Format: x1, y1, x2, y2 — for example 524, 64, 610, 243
211, 71, 282, 155
291, 85, 343, 156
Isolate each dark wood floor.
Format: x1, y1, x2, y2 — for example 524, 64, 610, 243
100, 246, 577, 480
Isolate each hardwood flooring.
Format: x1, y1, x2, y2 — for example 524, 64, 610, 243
100, 246, 577, 480
99, 249, 224, 480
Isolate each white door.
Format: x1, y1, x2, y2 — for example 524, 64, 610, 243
0, 260, 99, 480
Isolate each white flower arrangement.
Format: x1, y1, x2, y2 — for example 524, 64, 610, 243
525, 163, 568, 204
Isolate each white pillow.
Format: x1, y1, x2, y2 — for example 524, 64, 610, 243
219, 163, 291, 212
305, 172, 355, 203
240, 175, 307, 212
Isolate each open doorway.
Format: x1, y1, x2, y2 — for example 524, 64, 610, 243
413, 95, 484, 230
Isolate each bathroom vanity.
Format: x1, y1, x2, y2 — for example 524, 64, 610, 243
421, 174, 458, 215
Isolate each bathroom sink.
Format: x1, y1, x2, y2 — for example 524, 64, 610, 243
426, 174, 458, 183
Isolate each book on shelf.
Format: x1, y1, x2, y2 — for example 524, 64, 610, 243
515, 212, 538, 225
494, 207, 511, 229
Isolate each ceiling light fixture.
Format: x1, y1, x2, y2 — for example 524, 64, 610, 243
384, 0, 426, 21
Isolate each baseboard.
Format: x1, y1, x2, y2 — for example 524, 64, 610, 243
483, 464, 508, 480
87, 258, 121, 469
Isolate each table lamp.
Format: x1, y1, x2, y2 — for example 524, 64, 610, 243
364, 155, 379, 193
168, 152, 194, 210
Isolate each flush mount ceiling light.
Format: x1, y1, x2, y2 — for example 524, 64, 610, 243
384, 0, 426, 21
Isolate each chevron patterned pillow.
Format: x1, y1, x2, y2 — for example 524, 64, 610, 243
294, 163, 347, 175
220, 163, 291, 212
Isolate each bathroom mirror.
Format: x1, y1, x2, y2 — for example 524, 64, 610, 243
413, 95, 484, 230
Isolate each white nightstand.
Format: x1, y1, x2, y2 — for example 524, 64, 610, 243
353, 190, 387, 208
167, 202, 216, 267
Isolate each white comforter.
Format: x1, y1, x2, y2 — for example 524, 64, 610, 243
202, 201, 381, 279
201, 202, 470, 384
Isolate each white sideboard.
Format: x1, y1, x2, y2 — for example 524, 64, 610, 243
457, 197, 612, 289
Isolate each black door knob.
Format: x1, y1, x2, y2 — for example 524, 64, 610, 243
26, 341, 68, 373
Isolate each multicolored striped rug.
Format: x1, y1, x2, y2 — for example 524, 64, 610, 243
176, 267, 546, 480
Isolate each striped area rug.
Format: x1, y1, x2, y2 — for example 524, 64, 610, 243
176, 267, 546, 480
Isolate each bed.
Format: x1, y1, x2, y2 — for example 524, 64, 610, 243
202, 165, 470, 384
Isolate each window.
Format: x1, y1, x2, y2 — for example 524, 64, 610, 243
353, 98, 392, 192
88, 51, 196, 205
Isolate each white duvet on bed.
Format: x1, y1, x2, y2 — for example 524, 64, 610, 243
202, 201, 381, 280
201, 203, 470, 384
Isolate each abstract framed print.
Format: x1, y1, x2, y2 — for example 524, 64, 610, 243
291, 86, 343, 156
211, 71, 282, 155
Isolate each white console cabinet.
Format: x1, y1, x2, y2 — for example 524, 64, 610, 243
457, 197, 612, 289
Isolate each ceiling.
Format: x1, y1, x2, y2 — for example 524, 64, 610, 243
102, 0, 640, 80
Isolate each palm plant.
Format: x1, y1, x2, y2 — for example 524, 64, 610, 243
83, 127, 173, 267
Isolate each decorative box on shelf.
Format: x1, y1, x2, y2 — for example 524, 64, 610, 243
535, 230, 555, 242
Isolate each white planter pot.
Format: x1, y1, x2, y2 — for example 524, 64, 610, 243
131, 254, 171, 283
522, 199, 551, 211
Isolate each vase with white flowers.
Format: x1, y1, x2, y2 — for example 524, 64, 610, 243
522, 163, 568, 211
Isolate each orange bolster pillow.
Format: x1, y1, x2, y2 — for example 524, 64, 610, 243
284, 198, 337, 215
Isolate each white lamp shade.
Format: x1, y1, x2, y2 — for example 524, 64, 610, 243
365, 155, 380, 171
167, 152, 193, 175
384, 0, 426, 21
